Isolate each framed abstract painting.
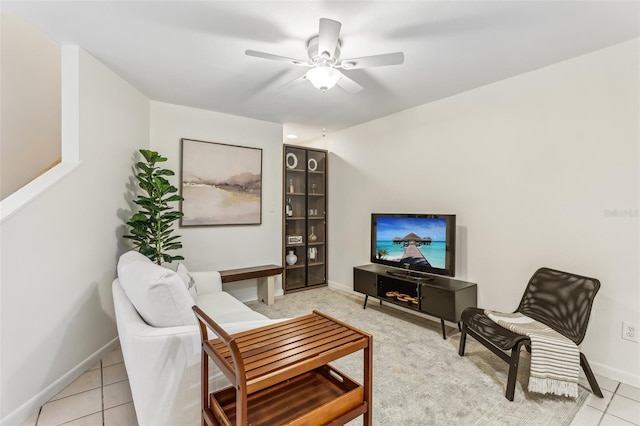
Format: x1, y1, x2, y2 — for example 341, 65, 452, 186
180, 138, 262, 226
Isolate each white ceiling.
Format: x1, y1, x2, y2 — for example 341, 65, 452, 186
3, 1, 639, 142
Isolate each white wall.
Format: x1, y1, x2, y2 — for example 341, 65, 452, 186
322, 40, 639, 385
149, 102, 283, 302
0, 47, 149, 422
0, 15, 61, 200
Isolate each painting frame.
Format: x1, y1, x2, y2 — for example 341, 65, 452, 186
180, 138, 262, 226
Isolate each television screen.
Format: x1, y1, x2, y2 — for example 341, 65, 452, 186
371, 213, 456, 277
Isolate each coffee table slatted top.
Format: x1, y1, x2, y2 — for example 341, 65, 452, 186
204, 310, 371, 394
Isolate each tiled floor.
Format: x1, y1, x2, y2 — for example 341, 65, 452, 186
572, 375, 640, 426
18, 345, 640, 426
20, 346, 137, 426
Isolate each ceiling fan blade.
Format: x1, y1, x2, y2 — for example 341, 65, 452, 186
318, 18, 341, 59
245, 50, 310, 66
339, 52, 404, 70
279, 73, 309, 90
336, 71, 363, 94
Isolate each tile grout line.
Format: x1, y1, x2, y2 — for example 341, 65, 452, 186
101, 360, 105, 426
597, 382, 621, 426
615, 392, 640, 404
604, 384, 640, 426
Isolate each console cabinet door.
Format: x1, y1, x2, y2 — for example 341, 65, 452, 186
354, 268, 377, 296
420, 286, 456, 322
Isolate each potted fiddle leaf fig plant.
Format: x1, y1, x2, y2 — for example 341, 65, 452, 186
124, 149, 184, 265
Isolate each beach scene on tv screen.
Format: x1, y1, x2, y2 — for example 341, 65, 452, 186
375, 217, 447, 268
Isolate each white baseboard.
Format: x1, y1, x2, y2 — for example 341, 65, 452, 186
327, 280, 353, 294
588, 360, 640, 388
328, 280, 640, 387
1, 337, 120, 426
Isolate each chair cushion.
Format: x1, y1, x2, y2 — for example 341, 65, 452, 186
461, 307, 529, 351
176, 263, 197, 302
117, 252, 196, 327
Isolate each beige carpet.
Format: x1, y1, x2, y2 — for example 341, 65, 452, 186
247, 286, 589, 426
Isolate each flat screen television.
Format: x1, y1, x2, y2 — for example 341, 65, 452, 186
371, 213, 456, 277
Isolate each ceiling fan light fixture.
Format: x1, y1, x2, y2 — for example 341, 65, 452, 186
306, 66, 341, 91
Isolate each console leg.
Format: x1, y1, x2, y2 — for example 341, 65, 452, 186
458, 323, 467, 356
362, 295, 368, 309
441, 319, 446, 340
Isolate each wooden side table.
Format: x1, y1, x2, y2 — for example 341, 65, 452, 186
219, 264, 283, 305
193, 307, 373, 426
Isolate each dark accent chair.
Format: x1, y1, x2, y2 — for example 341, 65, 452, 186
458, 267, 603, 401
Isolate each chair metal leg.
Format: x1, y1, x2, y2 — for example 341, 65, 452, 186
440, 319, 447, 340
580, 352, 603, 398
362, 295, 368, 309
458, 324, 467, 356
505, 341, 526, 401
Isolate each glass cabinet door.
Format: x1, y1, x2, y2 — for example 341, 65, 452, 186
283, 145, 327, 292
306, 150, 326, 287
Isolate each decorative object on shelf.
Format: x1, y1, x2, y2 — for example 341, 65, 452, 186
309, 225, 318, 242
180, 138, 262, 226
311, 183, 316, 194
308, 158, 318, 171
308, 247, 317, 261
286, 250, 298, 266
285, 152, 298, 169
287, 235, 303, 244
124, 149, 184, 265
286, 198, 293, 217
289, 179, 294, 194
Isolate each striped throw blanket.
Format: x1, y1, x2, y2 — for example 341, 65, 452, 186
485, 310, 580, 398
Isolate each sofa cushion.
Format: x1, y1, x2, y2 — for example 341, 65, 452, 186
117, 250, 151, 273
176, 263, 197, 302
197, 292, 267, 324
117, 253, 196, 327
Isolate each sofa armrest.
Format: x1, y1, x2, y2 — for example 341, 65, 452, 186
191, 271, 222, 294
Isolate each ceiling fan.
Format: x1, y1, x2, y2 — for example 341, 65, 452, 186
245, 18, 404, 93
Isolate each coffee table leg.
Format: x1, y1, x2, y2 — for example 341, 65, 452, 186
364, 336, 373, 426
201, 350, 208, 426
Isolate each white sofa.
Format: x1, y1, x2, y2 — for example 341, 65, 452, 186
112, 251, 283, 426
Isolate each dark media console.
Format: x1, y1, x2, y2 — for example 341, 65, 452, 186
353, 264, 477, 339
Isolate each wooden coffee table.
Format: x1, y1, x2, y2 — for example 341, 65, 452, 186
194, 308, 373, 426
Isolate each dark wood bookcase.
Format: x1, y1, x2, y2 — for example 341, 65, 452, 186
283, 145, 328, 292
